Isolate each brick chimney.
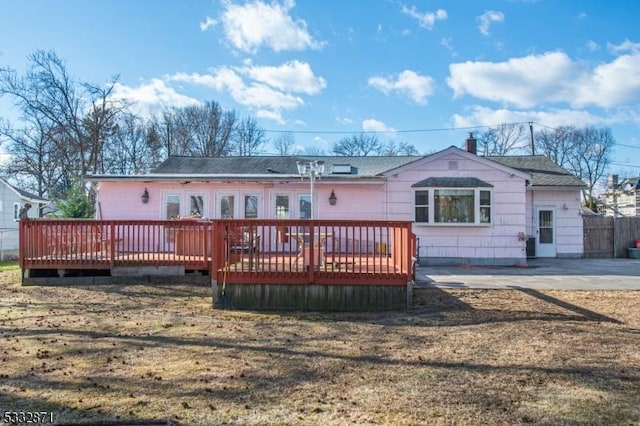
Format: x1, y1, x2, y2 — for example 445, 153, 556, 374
608, 174, 619, 191
465, 132, 477, 155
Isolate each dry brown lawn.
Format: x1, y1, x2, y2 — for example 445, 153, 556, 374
1, 264, 639, 425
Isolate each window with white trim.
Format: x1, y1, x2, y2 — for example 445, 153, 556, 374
414, 190, 429, 223
414, 188, 492, 225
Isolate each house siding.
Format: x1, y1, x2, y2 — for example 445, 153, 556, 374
387, 152, 527, 266
0, 182, 41, 256
93, 148, 584, 265
525, 190, 583, 258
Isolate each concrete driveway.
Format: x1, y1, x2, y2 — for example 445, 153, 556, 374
415, 258, 640, 290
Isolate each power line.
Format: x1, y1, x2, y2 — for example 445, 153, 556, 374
263, 122, 534, 135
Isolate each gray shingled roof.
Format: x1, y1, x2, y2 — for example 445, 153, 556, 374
92, 150, 584, 189
151, 155, 421, 179
411, 177, 493, 188
487, 155, 586, 187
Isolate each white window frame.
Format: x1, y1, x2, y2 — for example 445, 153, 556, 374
413, 188, 492, 226
162, 193, 182, 219
215, 191, 262, 219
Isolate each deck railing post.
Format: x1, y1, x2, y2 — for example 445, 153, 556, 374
308, 221, 315, 283
109, 222, 116, 268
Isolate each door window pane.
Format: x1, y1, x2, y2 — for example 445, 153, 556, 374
275, 195, 290, 219
166, 195, 180, 219
539, 210, 553, 243
190, 195, 204, 217
299, 195, 311, 219
244, 195, 258, 219
220, 195, 234, 219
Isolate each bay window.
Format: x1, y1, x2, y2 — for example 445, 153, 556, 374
413, 182, 492, 225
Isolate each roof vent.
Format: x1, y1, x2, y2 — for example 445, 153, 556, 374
332, 164, 353, 174
448, 161, 458, 170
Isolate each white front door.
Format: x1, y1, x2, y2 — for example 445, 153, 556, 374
535, 208, 556, 257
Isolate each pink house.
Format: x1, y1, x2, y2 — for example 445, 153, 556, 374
90, 144, 585, 266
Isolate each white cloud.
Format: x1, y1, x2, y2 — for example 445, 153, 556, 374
243, 60, 327, 95
199, 16, 216, 31
477, 11, 504, 36
362, 118, 396, 134
585, 40, 599, 52
368, 70, 435, 104
255, 109, 285, 124
447, 52, 580, 108
440, 37, 457, 57
170, 60, 326, 123
401, 6, 447, 30
111, 79, 201, 117
448, 50, 640, 109
607, 39, 640, 54
336, 116, 353, 125
216, 0, 324, 53
450, 105, 634, 131
574, 54, 640, 108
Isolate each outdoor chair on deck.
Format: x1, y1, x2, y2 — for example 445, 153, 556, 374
225, 226, 260, 268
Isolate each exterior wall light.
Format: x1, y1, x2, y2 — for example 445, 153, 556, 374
141, 188, 149, 204
329, 189, 337, 206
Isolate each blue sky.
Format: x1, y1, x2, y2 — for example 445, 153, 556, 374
1, 0, 640, 175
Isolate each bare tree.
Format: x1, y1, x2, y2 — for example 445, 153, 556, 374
149, 101, 236, 157
273, 131, 296, 155
535, 125, 577, 169
535, 125, 614, 203
477, 123, 528, 155
332, 133, 383, 156
0, 50, 125, 196
0, 117, 63, 197
567, 126, 615, 203
234, 116, 265, 156
102, 113, 155, 174
382, 140, 419, 156
304, 146, 326, 155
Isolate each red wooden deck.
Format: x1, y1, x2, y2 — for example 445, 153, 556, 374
19, 219, 416, 286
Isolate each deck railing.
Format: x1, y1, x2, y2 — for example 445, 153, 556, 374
20, 219, 416, 286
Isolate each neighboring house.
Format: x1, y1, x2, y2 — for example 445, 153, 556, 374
598, 174, 640, 217
0, 178, 48, 257
88, 143, 586, 266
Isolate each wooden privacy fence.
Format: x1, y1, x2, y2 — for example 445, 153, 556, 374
19, 219, 416, 287
583, 216, 640, 258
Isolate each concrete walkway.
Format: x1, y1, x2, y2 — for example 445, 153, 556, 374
415, 258, 640, 290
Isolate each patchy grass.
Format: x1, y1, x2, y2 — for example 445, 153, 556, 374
0, 260, 19, 272
0, 270, 639, 425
